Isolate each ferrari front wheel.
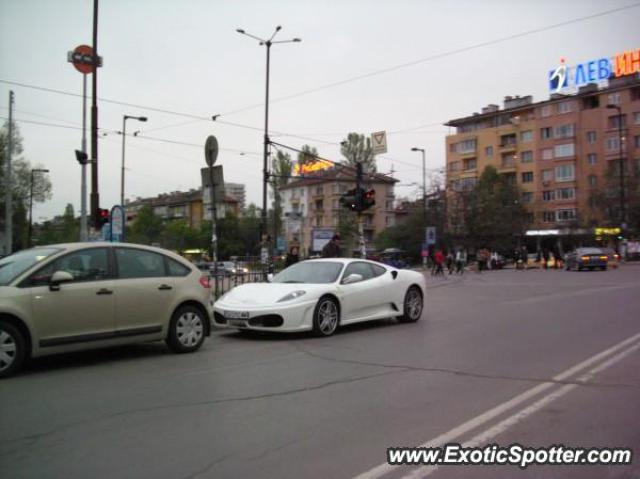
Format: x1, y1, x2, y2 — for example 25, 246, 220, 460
312, 297, 339, 337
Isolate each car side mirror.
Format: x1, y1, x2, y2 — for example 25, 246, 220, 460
342, 273, 363, 285
267, 273, 274, 283
391, 270, 398, 280
49, 271, 74, 291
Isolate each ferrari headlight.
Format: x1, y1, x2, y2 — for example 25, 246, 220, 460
277, 290, 306, 302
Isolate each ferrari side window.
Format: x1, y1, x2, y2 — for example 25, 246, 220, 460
343, 262, 375, 281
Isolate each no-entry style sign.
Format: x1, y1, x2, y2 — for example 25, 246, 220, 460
67, 44, 103, 74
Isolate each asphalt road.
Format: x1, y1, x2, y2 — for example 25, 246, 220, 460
1, 265, 639, 479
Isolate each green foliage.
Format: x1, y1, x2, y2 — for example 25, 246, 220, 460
128, 205, 163, 245
271, 150, 293, 243
375, 209, 425, 263
340, 132, 376, 173
297, 145, 319, 167
450, 165, 529, 252
35, 203, 79, 246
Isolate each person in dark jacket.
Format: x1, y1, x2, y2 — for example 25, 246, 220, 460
285, 246, 299, 267
321, 235, 341, 258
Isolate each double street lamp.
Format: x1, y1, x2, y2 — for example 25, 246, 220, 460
121, 115, 147, 206
28, 168, 50, 248
236, 26, 300, 265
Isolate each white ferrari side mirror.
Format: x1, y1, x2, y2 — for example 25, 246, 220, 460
267, 273, 274, 283
342, 273, 363, 285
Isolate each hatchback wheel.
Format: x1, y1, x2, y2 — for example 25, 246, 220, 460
0, 322, 26, 379
400, 286, 423, 323
312, 297, 339, 337
166, 306, 206, 353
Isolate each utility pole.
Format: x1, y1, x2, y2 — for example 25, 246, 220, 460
80, 73, 88, 240
356, 162, 366, 258
90, 0, 99, 229
4, 90, 14, 255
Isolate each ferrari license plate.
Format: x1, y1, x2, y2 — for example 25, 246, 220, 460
228, 319, 247, 327
224, 310, 249, 319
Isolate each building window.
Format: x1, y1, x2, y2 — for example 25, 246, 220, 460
588, 175, 597, 187
315, 216, 323, 227
332, 183, 339, 194
556, 187, 575, 200
556, 209, 577, 222
485, 146, 493, 158
463, 158, 477, 171
385, 216, 393, 226
454, 138, 477, 154
541, 105, 552, 117
315, 186, 323, 195
501, 153, 515, 168
634, 112, 640, 125
461, 177, 477, 191
520, 130, 533, 143
582, 96, 599, 109
521, 172, 534, 183
607, 93, 621, 105
500, 134, 517, 147
635, 135, 640, 148
586, 131, 597, 143
554, 143, 575, 158
542, 190, 555, 202
449, 161, 460, 172
555, 164, 575, 182
385, 200, 393, 210
542, 211, 555, 223
540, 127, 553, 140
554, 124, 575, 138
521, 192, 533, 203
542, 169, 553, 183
520, 151, 534, 163
606, 137, 620, 152
541, 148, 553, 160
588, 153, 597, 165
557, 101, 574, 114
315, 199, 323, 211
608, 115, 627, 129
332, 199, 339, 209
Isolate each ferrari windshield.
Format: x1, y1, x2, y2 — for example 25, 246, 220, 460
0, 247, 61, 286
272, 261, 343, 284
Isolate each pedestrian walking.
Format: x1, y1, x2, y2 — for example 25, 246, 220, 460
434, 249, 445, 277
455, 249, 466, 274
446, 251, 454, 275
321, 234, 341, 258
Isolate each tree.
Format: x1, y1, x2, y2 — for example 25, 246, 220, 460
589, 159, 640, 232
340, 132, 376, 173
128, 205, 163, 245
450, 166, 529, 253
297, 145, 319, 168
34, 204, 79, 245
1, 121, 53, 250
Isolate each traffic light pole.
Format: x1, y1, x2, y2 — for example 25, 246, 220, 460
90, 0, 100, 230
356, 162, 366, 258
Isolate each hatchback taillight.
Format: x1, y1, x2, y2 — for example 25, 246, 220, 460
199, 275, 211, 289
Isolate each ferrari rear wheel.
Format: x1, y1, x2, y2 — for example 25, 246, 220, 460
312, 297, 339, 337
399, 286, 423, 323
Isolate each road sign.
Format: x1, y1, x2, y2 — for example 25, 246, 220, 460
371, 131, 387, 154
204, 135, 219, 167
67, 45, 103, 74
426, 226, 436, 245
110, 205, 125, 242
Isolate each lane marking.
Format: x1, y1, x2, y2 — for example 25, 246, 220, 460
402, 340, 640, 478
352, 332, 640, 479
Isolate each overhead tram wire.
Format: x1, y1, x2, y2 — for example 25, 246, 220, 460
217, 2, 640, 117
2, 3, 637, 139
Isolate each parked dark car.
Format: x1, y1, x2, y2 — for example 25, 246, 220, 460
565, 247, 608, 271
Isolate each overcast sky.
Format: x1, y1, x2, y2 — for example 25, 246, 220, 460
1, 0, 639, 220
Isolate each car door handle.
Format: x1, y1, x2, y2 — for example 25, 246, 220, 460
96, 288, 113, 295
158, 284, 173, 291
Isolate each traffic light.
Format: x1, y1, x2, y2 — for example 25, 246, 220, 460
361, 189, 376, 211
340, 187, 362, 212
75, 149, 88, 165
96, 208, 110, 228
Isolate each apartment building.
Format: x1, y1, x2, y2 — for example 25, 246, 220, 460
280, 164, 397, 254
445, 73, 640, 244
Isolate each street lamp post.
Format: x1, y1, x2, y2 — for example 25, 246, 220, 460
410, 147, 427, 226
237, 26, 300, 274
606, 104, 626, 245
28, 168, 50, 248
121, 115, 147, 206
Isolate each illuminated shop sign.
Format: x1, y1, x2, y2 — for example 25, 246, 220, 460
594, 227, 621, 236
549, 48, 640, 92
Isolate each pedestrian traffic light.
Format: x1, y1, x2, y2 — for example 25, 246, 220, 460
96, 208, 109, 228
361, 189, 375, 211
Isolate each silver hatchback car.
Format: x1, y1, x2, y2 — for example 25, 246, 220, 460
0, 242, 214, 377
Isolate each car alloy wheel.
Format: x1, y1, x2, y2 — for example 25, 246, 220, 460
166, 306, 206, 353
313, 297, 339, 337
0, 322, 26, 378
400, 286, 423, 322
